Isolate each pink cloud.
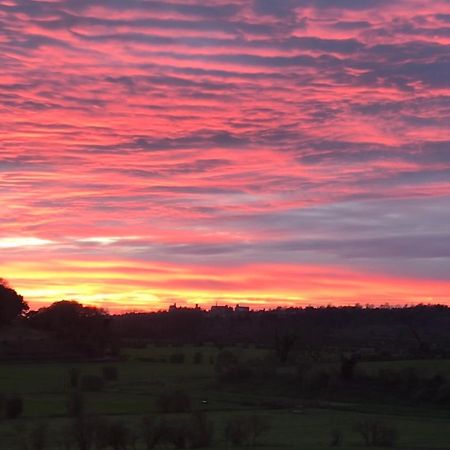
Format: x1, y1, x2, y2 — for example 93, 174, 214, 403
1, 0, 449, 308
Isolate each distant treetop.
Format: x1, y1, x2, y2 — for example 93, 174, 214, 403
0, 278, 29, 326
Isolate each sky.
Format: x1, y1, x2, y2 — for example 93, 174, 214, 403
1, 0, 450, 311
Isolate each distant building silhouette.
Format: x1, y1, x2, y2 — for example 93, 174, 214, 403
234, 304, 250, 314
210, 305, 233, 317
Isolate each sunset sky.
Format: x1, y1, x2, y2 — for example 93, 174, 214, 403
1, 0, 450, 311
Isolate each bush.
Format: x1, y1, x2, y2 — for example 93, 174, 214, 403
164, 419, 191, 449
0, 392, 5, 416
340, 355, 358, 381
67, 390, 84, 417
101, 365, 119, 382
85, 416, 137, 450
57, 424, 74, 450
193, 351, 203, 364
157, 413, 214, 449
71, 417, 97, 450
189, 413, 214, 448
224, 416, 247, 446
91, 416, 110, 449
433, 383, 450, 405
157, 390, 191, 413
29, 422, 48, 450
70, 417, 135, 450
224, 414, 270, 446
80, 374, 104, 392
106, 420, 133, 450
354, 418, 399, 447
170, 353, 185, 364
412, 385, 434, 403
6, 395, 23, 419
215, 351, 255, 383
142, 416, 165, 450
68, 368, 81, 389
330, 428, 343, 447
302, 368, 331, 392
215, 350, 238, 374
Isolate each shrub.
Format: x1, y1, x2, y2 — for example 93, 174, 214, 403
56, 424, 73, 450
87, 416, 137, 450
398, 367, 420, 394
412, 385, 434, 403
91, 416, 110, 449
340, 355, 358, 381
101, 365, 119, 382
193, 351, 203, 364
164, 419, 191, 449
354, 418, 399, 447
142, 416, 164, 450
302, 368, 331, 392
107, 420, 133, 450
330, 428, 343, 447
0, 392, 5, 416
224, 416, 247, 446
224, 414, 270, 447
215, 351, 255, 383
215, 350, 238, 374
71, 417, 97, 450
80, 374, 104, 392
157, 390, 191, 413
170, 353, 185, 364
6, 395, 23, 419
157, 414, 213, 449
189, 412, 214, 448
67, 390, 84, 417
29, 422, 48, 450
68, 368, 81, 389
246, 414, 271, 446
12, 422, 28, 450
434, 383, 450, 405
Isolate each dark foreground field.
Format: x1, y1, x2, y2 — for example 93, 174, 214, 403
1, 344, 449, 449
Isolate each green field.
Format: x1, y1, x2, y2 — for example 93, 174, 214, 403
360, 359, 450, 378
0, 345, 449, 449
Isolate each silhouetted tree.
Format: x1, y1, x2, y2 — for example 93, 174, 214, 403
6, 395, 23, 419
0, 279, 28, 326
30, 300, 111, 356
142, 416, 162, 450
275, 332, 296, 364
224, 414, 270, 447
354, 418, 399, 447
67, 390, 84, 417
340, 354, 358, 382
102, 365, 118, 381
156, 390, 191, 413
80, 375, 104, 392
68, 368, 81, 388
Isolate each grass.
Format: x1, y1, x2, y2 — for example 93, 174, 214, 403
0, 346, 449, 449
360, 359, 450, 377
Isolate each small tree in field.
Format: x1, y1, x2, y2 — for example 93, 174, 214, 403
224, 414, 270, 447
6, 395, 23, 419
156, 390, 191, 413
68, 368, 81, 388
354, 418, 399, 447
81, 374, 104, 392
71, 417, 96, 450
67, 391, 84, 417
101, 366, 118, 382
29, 422, 48, 450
